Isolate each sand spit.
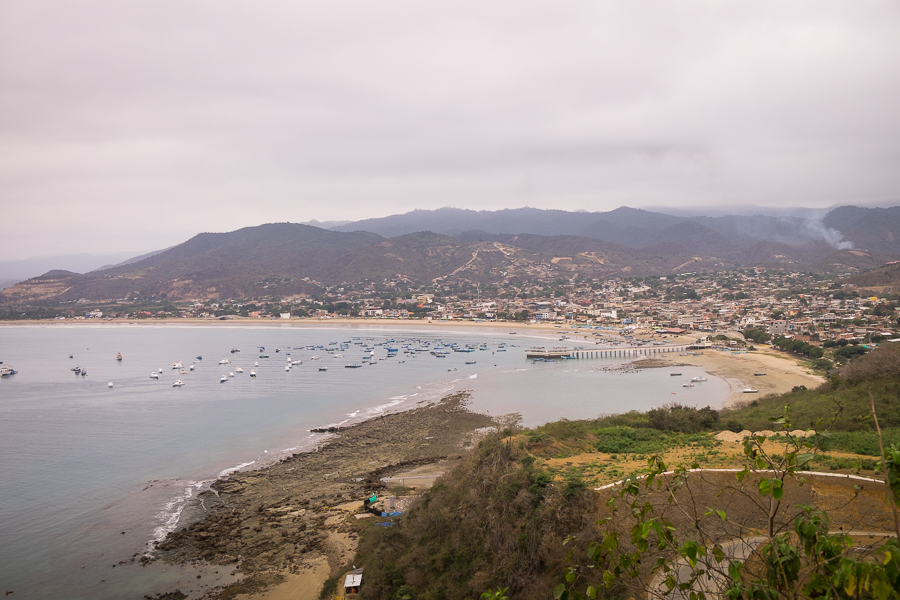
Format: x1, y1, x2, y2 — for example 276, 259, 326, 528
150, 392, 495, 599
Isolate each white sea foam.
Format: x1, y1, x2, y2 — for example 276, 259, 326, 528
367, 399, 405, 414
218, 461, 255, 478
149, 480, 208, 546
347, 410, 360, 417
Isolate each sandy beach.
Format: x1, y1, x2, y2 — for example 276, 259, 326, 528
671, 346, 825, 406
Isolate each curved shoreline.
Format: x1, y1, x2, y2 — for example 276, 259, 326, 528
150, 392, 496, 598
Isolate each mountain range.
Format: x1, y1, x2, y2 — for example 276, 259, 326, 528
2, 205, 898, 305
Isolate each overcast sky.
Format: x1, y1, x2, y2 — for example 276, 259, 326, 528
2, 1, 899, 260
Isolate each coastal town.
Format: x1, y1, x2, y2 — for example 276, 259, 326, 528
19, 267, 899, 351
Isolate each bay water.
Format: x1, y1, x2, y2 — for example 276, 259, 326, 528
0, 324, 728, 599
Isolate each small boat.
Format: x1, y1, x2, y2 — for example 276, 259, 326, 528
229, 372, 235, 377
285, 365, 291, 371
334, 354, 343, 358
291, 359, 302, 365
218, 359, 230, 365
107, 382, 114, 388
310, 355, 320, 360
259, 354, 269, 358
189, 364, 194, 371
0, 365, 18, 376
683, 382, 694, 388
670, 373, 682, 377
250, 370, 257, 377
691, 376, 707, 382
753, 372, 767, 376
116, 352, 123, 361
448, 368, 457, 372
743, 388, 759, 393
72, 366, 82, 373
235, 367, 243, 373
81, 370, 87, 376
465, 361, 477, 365
230, 348, 240, 353
158, 368, 163, 373
220, 376, 228, 383
195, 355, 203, 361
345, 364, 362, 369
318, 367, 328, 372
172, 361, 183, 369
254, 361, 259, 367
150, 372, 159, 379
172, 380, 185, 387
68, 354, 73, 358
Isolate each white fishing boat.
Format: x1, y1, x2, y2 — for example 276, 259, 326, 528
318, 366, 328, 371
691, 376, 707, 382
172, 361, 183, 370
334, 354, 343, 358
1, 365, 18, 376
235, 367, 243, 373
150, 372, 159, 379
291, 359, 302, 365
285, 364, 291, 371
189, 364, 194, 371
116, 352, 123, 361
683, 382, 694, 388
218, 358, 230, 365
743, 388, 759, 393
172, 380, 185, 387
250, 370, 257, 377
107, 381, 114, 388
229, 372, 235, 377
220, 376, 228, 383
254, 361, 259, 367
158, 368, 163, 373
310, 355, 320, 360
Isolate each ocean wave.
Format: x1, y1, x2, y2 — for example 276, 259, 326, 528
149, 480, 208, 546
218, 461, 255, 478
366, 399, 404, 414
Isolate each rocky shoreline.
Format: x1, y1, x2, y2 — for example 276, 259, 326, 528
150, 392, 496, 598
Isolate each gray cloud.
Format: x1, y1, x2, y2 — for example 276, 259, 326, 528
1, 1, 899, 259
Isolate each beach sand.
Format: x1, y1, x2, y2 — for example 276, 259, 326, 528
670, 346, 825, 406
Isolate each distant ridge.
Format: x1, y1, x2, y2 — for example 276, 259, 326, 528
331, 205, 892, 255
3, 205, 900, 305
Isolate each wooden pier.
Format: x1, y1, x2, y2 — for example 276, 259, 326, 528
525, 343, 711, 359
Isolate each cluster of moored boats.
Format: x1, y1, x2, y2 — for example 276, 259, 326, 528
28, 336, 510, 390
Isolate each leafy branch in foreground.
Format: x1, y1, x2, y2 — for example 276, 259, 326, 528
554, 402, 900, 600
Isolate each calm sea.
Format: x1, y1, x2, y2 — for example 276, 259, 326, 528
0, 324, 728, 599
